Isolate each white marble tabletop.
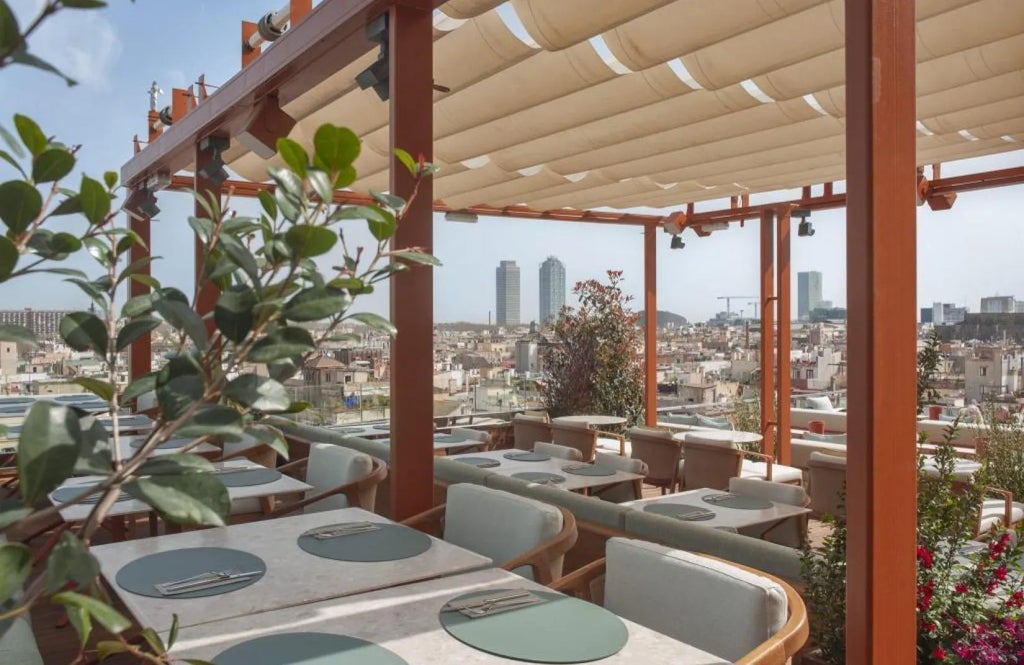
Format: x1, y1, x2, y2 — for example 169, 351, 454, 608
553, 414, 628, 428
328, 423, 391, 439
673, 429, 763, 445
119, 435, 220, 458
447, 449, 646, 492
92, 507, 493, 633
50, 459, 311, 522
169, 567, 728, 664
377, 432, 482, 451
624, 488, 810, 530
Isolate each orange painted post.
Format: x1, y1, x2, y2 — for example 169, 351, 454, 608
775, 206, 792, 464
170, 88, 190, 123
759, 210, 776, 459
290, 0, 312, 23
643, 224, 658, 427
194, 144, 221, 325
242, 21, 260, 68
388, 3, 435, 520
845, 0, 918, 662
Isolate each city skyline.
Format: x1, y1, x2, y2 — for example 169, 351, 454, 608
495, 260, 521, 326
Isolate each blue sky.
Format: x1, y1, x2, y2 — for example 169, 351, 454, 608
1, 0, 1022, 324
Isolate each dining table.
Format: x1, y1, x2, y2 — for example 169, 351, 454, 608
672, 429, 764, 447
328, 422, 392, 439
91, 506, 494, 633
447, 449, 646, 493
552, 414, 628, 429
378, 431, 485, 454
167, 567, 728, 664
624, 488, 810, 534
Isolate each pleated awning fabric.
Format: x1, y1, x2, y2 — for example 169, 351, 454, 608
223, 0, 1024, 212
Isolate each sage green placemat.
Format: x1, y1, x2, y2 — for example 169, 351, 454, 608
297, 523, 432, 562
50, 485, 132, 504
644, 503, 716, 521
562, 464, 615, 477
455, 457, 501, 468
434, 435, 467, 444
129, 437, 190, 450
440, 589, 628, 663
702, 494, 774, 510
511, 472, 565, 484
372, 424, 391, 430
209, 467, 283, 488
213, 632, 408, 665
504, 451, 550, 462
115, 547, 266, 599
336, 427, 365, 434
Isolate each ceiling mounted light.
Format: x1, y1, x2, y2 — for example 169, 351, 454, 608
138, 189, 160, 218
197, 135, 230, 187
445, 211, 478, 223
794, 208, 815, 237
356, 14, 390, 101
670, 236, 685, 250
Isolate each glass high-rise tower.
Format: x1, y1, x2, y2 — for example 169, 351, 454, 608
539, 256, 566, 323
798, 271, 823, 320
495, 260, 521, 325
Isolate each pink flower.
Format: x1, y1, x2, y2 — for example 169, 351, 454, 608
955, 583, 969, 594
918, 546, 934, 569
932, 646, 946, 661
994, 565, 1008, 581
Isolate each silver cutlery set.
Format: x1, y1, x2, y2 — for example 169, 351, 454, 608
156, 570, 262, 596
301, 522, 382, 540
441, 590, 546, 618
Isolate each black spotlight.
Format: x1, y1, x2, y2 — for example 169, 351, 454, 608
356, 14, 390, 101
197, 135, 230, 186
139, 188, 160, 218
670, 236, 685, 250
795, 208, 815, 237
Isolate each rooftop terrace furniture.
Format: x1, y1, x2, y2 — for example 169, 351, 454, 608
789, 407, 848, 433
627, 427, 683, 494
447, 426, 491, 453
807, 452, 847, 519
552, 537, 807, 664
512, 413, 552, 451
790, 436, 848, 469
681, 434, 802, 490
802, 431, 848, 444
803, 395, 836, 411
728, 478, 809, 548
591, 452, 647, 503
534, 441, 583, 461
695, 414, 734, 430
552, 419, 599, 461
402, 482, 577, 584
267, 443, 387, 516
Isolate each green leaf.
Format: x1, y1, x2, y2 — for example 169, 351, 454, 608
96, 641, 129, 660
115, 315, 160, 351
53, 591, 131, 634
8, 49, 77, 86
177, 406, 244, 441
103, 170, 117, 189
307, 169, 334, 204
313, 124, 360, 172
157, 375, 203, 420
0, 323, 35, 346
154, 297, 208, 348
122, 292, 157, 317
249, 327, 315, 362
0, 506, 31, 529
0, 148, 26, 177
125, 472, 229, 526
0, 122, 22, 157
282, 286, 351, 322
0, 180, 42, 233
371, 190, 405, 212
347, 312, 397, 335
50, 194, 82, 216
74, 418, 112, 475
32, 148, 75, 183
71, 377, 114, 401
268, 166, 303, 201
79, 175, 110, 225
267, 357, 302, 383
64, 601, 92, 648
214, 286, 255, 343
246, 424, 289, 460
168, 613, 180, 649
273, 187, 299, 222
187, 215, 214, 244
276, 138, 308, 178
391, 249, 441, 266
59, 311, 108, 354
139, 627, 166, 655
393, 148, 416, 176
284, 224, 336, 258
13, 114, 47, 156
333, 164, 356, 189
16, 402, 80, 503
0, 235, 16, 280
0, 542, 31, 604
122, 372, 157, 402
137, 453, 213, 476
257, 189, 277, 220
224, 375, 290, 412
218, 236, 259, 285
44, 532, 100, 593
62, 0, 108, 9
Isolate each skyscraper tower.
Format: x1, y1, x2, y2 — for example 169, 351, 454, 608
539, 256, 566, 323
797, 271, 824, 320
495, 260, 521, 325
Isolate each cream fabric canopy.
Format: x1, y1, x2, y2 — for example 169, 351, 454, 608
223, 0, 1024, 211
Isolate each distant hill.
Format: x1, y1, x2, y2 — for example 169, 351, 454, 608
638, 310, 688, 327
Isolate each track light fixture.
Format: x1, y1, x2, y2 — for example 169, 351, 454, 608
794, 208, 815, 237
670, 236, 685, 250
139, 188, 160, 218
444, 211, 478, 223
356, 14, 390, 101
197, 135, 230, 187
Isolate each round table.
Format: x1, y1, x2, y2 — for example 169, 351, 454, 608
552, 415, 627, 428
672, 430, 763, 446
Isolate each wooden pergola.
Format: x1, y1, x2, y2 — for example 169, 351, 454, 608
120, 1, 1024, 661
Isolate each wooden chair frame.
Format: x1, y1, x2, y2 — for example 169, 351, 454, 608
263, 455, 388, 518
596, 430, 626, 456
401, 503, 578, 585
551, 550, 808, 665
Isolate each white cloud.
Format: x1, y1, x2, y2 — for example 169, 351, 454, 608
11, 1, 123, 90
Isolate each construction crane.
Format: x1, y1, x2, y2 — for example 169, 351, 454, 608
717, 296, 758, 318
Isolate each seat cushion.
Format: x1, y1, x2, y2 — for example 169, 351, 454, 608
303, 443, 373, 513
534, 441, 582, 460
604, 537, 787, 663
444, 483, 563, 579
979, 500, 1024, 533
729, 477, 807, 506
597, 436, 631, 456
804, 396, 835, 411
663, 414, 698, 426
741, 461, 803, 484
803, 431, 847, 444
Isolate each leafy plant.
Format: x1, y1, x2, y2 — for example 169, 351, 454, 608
977, 406, 1024, 505
540, 270, 644, 426
918, 329, 943, 413
0, 3, 438, 661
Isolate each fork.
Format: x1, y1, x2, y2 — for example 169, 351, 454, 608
464, 595, 544, 617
